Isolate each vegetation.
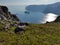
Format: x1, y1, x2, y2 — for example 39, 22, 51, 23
0, 22, 60, 45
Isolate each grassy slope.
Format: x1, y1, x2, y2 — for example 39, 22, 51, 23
0, 22, 60, 45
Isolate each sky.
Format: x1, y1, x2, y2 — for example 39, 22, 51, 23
0, 0, 60, 6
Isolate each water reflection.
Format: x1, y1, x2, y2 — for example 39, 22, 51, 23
43, 13, 58, 23
8, 6, 59, 24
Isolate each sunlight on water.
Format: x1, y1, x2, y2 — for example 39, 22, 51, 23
43, 13, 58, 23
8, 6, 59, 24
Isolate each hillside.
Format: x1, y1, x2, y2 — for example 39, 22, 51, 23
26, 2, 60, 15
0, 5, 60, 45
0, 22, 60, 45
0, 6, 21, 32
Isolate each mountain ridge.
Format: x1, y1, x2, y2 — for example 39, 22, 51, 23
26, 2, 60, 15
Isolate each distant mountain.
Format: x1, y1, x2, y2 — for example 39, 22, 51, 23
26, 2, 60, 15
26, 5, 47, 12
43, 2, 60, 15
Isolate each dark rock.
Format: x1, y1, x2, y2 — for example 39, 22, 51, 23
24, 23, 29, 26
24, 11, 30, 14
0, 6, 20, 21
19, 23, 29, 26
0, 6, 11, 19
54, 16, 60, 22
0, 6, 8, 14
46, 21, 50, 24
12, 14, 20, 21
14, 27, 25, 33
19, 23, 25, 26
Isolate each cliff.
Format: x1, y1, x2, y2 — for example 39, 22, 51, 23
0, 6, 20, 21
0, 6, 21, 31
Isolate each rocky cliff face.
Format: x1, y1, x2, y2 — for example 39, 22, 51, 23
0, 6, 20, 21
0, 6, 29, 33
0, 6, 20, 30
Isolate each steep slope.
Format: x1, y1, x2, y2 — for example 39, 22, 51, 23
0, 6, 21, 31
0, 6, 20, 21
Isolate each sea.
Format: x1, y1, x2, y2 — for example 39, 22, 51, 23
7, 5, 58, 24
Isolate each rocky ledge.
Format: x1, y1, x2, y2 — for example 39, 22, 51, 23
0, 6, 29, 33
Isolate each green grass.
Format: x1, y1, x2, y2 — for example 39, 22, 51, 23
0, 22, 60, 45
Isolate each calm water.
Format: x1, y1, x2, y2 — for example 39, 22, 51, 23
7, 5, 58, 24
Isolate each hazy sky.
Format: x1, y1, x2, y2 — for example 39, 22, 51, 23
0, 0, 60, 6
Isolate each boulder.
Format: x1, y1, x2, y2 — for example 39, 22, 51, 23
14, 27, 25, 33
19, 23, 29, 26
0, 6, 8, 14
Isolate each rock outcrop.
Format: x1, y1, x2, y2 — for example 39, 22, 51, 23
0, 6, 20, 30
11, 14, 20, 21
0, 6, 29, 33
0, 6, 20, 21
14, 27, 25, 33
0, 6, 8, 14
54, 16, 60, 22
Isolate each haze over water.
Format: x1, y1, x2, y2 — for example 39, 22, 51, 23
7, 5, 58, 24
0, 0, 60, 24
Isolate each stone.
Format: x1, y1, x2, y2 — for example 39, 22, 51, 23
14, 27, 25, 33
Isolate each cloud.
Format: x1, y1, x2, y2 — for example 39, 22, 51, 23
0, 0, 60, 5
